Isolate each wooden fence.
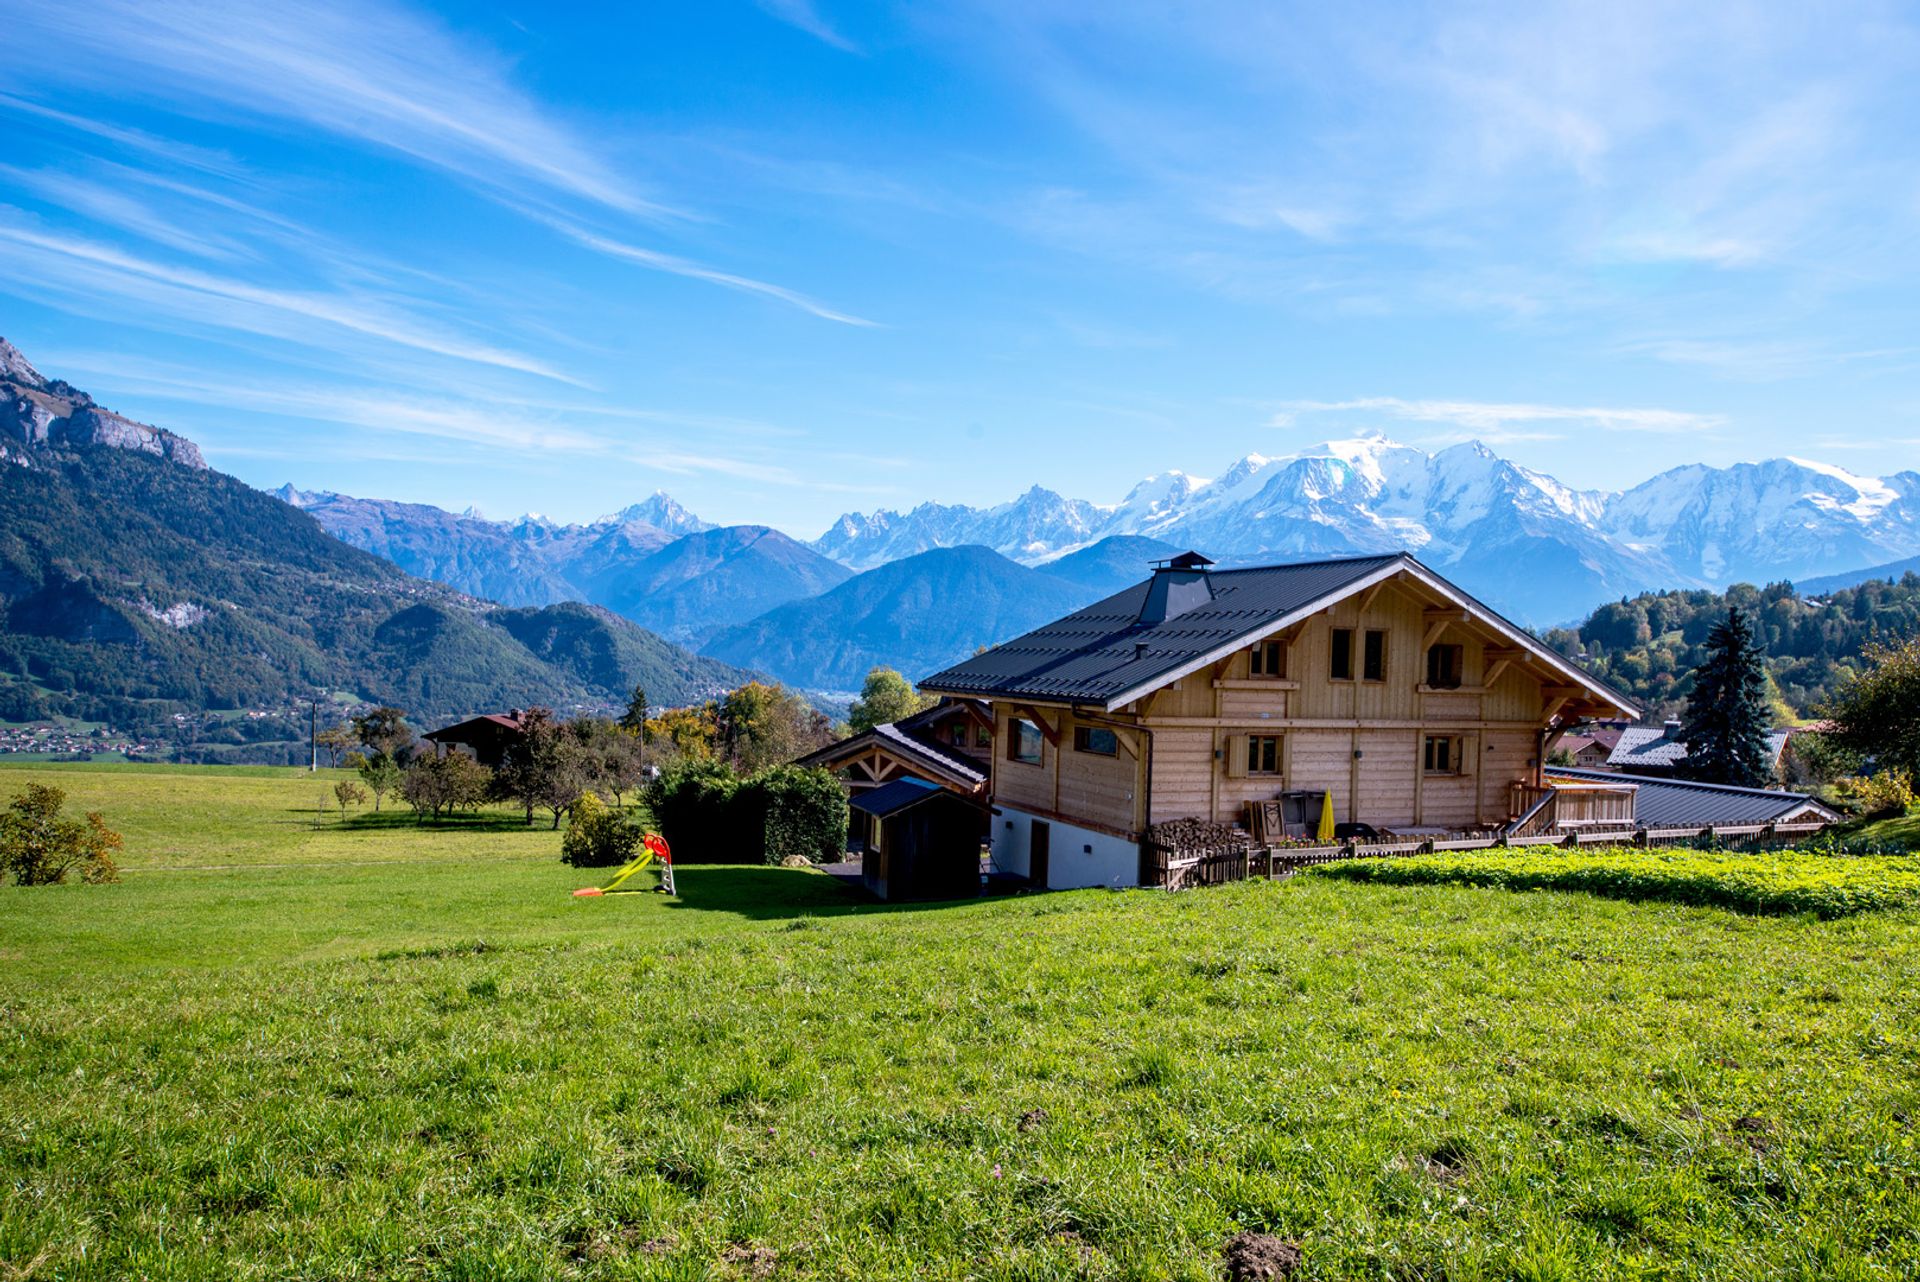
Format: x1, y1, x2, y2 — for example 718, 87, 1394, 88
1143, 821, 1835, 890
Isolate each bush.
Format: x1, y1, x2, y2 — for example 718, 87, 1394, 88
560, 792, 644, 867
1831, 770, 1914, 821
1310, 847, 1920, 918
742, 765, 848, 865
645, 761, 848, 865
1, 783, 122, 886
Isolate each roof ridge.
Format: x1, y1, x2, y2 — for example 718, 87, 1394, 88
1549, 766, 1816, 803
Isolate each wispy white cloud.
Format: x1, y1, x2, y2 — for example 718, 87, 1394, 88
0, 218, 576, 382
756, 0, 862, 53
1273, 396, 1726, 441
0, 92, 243, 176
541, 217, 879, 327
0, 0, 666, 219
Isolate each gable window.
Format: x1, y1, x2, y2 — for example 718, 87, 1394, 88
975, 724, 992, 749
1362, 629, 1387, 682
1423, 735, 1460, 775
1247, 734, 1282, 775
1249, 639, 1286, 678
1009, 719, 1043, 765
1330, 628, 1355, 681
1073, 726, 1119, 757
949, 722, 969, 747
1426, 643, 1464, 689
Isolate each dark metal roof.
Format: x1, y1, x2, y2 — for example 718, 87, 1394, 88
918, 551, 1637, 714
1547, 767, 1839, 826
919, 553, 1405, 706
848, 776, 951, 818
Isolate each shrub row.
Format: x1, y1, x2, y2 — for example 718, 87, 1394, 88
1309, 847, 1920, 918
645, 762, 847, 865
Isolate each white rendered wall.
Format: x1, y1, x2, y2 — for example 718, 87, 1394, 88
990, 807, 1141, 889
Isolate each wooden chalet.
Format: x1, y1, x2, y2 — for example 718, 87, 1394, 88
421, 711, 527, 768
919, 551, 1641, 890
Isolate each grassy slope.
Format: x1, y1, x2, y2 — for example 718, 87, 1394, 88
1, 766, 1918, 1280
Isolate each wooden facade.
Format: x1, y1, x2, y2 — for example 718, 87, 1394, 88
974, 567, 1629, 844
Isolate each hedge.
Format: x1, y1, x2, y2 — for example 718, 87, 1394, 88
1309, 847, 1920, 918
646, 761, 848, 865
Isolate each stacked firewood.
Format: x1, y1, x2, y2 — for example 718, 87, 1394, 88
1147, 818, 1251, 851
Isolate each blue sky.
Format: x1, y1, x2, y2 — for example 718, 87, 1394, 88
1, 0, 1917, 535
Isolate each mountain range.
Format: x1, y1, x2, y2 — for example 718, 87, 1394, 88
0, 337, 751, 739
813, 439, 1920, 624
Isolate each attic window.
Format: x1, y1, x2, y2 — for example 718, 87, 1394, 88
1009, 719, 1043, 765
1426, 644, 1464, 690
1250, 639, 1285, 678
1330, 628, 1354, 681
1363, 629, 1387, 683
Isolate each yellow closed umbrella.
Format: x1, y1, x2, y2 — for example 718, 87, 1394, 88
1317, 790, 1336, 842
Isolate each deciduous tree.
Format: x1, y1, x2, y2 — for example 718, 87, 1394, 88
848, 666, 934, 734
350, 707, 416, 763
400, 752, 493, 821
1, 784, 121, 885
1826, 633, 1920, 782
497, 707, 593, 828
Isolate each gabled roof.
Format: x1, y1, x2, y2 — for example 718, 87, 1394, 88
423, 713, 525, 741
793, 718, 987, 791
1608, 726, 1789, 770
848, 776, 954, 818
1547, 767, 1840, 826
920, 551, 1637, 716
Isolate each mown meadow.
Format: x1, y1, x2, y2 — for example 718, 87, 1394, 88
2, 762, 1918, 1280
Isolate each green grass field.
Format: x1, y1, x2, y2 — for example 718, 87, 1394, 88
3, 763, 1919, 1280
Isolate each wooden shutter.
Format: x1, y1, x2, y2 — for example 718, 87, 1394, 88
1226, 734, 1248, 779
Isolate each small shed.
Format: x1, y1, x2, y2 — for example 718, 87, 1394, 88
848, 777, 984, 902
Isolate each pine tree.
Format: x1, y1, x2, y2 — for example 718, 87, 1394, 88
1679, 606, 1773, 786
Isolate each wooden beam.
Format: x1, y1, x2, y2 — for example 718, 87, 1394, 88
1016, 704, 1061, 745
1541, 695, 1572, 725
1421, 619, 1453, 650
1355, 579, 1389, 615
1483, 657, 1512, 689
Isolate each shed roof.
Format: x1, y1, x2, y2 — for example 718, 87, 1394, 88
848, 776, 952, 818
1546, 767, 1840, 826
920, 551, 1636, 715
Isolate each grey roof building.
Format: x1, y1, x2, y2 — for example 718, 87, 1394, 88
1546, 767, 1840, 827
1607, 719, 1789, 773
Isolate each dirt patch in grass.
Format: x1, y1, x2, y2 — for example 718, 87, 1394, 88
1222, 1230, 1302, 1280
722, 1242, 778, 1278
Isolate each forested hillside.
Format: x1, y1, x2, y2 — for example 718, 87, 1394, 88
1547, 574, 1920, 717
0, 339, 753, 739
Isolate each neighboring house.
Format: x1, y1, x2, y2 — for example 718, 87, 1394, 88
1546, 767, 1841, 827
1552, 734, 1615, 768
1606, 719, 1790, 775
422, 711, 527, 768
919, 551, 1639, 890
